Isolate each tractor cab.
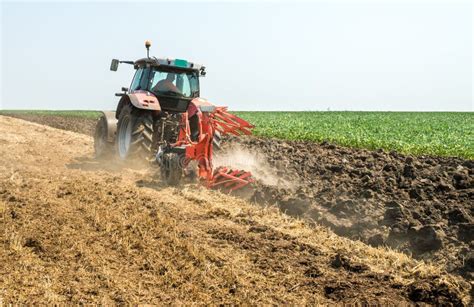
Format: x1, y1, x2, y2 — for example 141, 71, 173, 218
130, 58, 203, 113
110, 44, 206, 113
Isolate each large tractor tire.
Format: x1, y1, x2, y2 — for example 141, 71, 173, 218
94, 113, 116, 158
116, 103, 155, 160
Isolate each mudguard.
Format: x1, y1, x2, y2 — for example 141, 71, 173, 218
100, 111, 117, 142
128, 90, 161, 111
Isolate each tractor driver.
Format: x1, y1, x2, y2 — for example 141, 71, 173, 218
152, 72, 181, 94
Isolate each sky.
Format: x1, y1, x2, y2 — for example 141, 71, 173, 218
0, 0, 472, 111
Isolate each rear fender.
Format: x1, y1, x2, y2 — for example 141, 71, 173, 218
100, 111, 117, 142
128, 90, 161, 111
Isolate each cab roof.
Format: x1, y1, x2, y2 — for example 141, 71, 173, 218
134, 57, 203, 71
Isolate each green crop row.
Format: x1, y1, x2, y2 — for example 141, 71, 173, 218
234, 112, 474, 160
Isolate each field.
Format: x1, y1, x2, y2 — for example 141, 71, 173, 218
235, 111, 474, 159
3, 110, 473, 159
0, 110, 101, 119
0, 112, 473, 304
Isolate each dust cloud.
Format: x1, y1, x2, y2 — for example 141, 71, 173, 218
213, 144, 297, 189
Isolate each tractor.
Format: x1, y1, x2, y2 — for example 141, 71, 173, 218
94, 41, 254, 191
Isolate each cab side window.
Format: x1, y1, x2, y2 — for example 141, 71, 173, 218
130, 68, 144, 91
139, 68, 151, 90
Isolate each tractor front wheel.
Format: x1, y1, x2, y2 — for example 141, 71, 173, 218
94, 115, 114, 158
116, 103, 154, 160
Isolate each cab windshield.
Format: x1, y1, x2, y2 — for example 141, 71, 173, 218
148, 69, 199, 98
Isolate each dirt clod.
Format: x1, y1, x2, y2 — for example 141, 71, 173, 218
331, 253, 369, 273
409, 225, 444, 253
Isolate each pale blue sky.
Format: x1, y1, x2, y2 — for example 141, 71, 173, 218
1, 1, 472, 111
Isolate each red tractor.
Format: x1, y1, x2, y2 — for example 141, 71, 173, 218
94, 41, 254, 192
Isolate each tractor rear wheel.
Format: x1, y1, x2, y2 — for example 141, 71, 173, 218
116, 103, 155, 160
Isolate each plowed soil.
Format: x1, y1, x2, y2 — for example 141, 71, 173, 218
232, 137, 474, 281
0, 114, 472, 304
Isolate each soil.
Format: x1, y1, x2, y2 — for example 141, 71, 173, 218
1, 114, 472, 304
230, 136, 474, 282
1, 113, 97, 136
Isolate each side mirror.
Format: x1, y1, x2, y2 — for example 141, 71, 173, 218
200, 66, 206, 76
116, 87, 128, 96
110, 59, 119, 71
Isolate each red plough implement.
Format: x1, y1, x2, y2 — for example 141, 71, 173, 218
162, 104, 255, 192
212, 107, 253, 136
211, 167, 253, 192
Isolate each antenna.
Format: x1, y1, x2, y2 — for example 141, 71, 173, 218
145, 40, 151, 58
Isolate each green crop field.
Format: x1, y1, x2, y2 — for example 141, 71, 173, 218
1, 110, 473, 159
234, 112, 474, 159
